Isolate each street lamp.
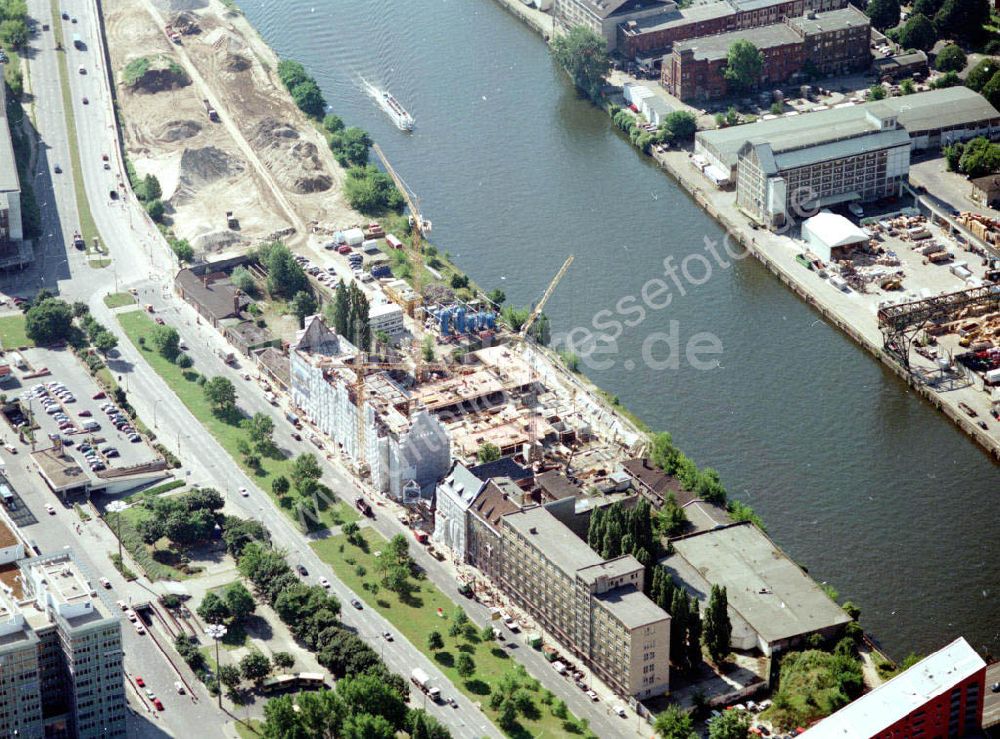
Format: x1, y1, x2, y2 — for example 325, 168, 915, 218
206, 623, 227, 710
106, 500, 127, 565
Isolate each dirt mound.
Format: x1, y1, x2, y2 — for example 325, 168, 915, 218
221, 53, 251, 73
157, 119, 202, 143
192, 229, 243, 252
252, 118, 332, 194
129, 67, 191, 95
176, 146, 245, 190
170, 11, 200, 34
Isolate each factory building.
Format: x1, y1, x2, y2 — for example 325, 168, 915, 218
499, 506, 671, 699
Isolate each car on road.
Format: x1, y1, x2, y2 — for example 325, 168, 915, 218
93, 391, 106, 399
319, 577, 331, 589
53, 163, 62, 173
290, 432, 302, 441
383, 631, 393, 641
128, 433, 141, 443
77, 409, 91, 417
153, 698, 164, 711
77, 65, 85, 74
238, 487, 249, 497
448, 697, 458, 708
613, 705, 626, 718
116, 600, 127, 611
99, 577, 111, 589
350, 598, 362, 609
585, 690, 599, 701
82, 96, 88, 104
126, 610, 137, 622
135, 623, 146, 635
296, 564, 308, 576
154, 317, 165, 325
174, 681, 185, 694
44, 503, 55, 515
61, 11, 68, 19
135, 676, 145, 687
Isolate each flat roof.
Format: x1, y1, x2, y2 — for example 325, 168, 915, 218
625, 1, 733, 34
502, 506, 604, 576
769, 127, 911, 171
31, 447, 90, 492
0, 517, 18, 549
674, 23, 799, 61
661, 523, 852, 644
577, 554, 643, 585
577, 0, 674, 20
786, 5, 869, 35
595, 584, 669, 629
370, 302, 403, 318
0, 74, 20, 194
697, 87, 1000, 168
804, 638, 985, 737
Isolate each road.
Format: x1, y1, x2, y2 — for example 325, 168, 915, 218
9, 1, 647, 737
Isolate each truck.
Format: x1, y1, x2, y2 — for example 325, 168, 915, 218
354, 497, 373, 517
203, 99, 219, 122
216, 349, 236, 366
410, 668, 441, 702
284, 411, 301, 428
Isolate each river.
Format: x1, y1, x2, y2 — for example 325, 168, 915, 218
238, 0, 998, 660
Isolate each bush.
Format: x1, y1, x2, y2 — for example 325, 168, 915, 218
343, 165, 404, 215
175, 353, 193, 368
934, 44, 966, 73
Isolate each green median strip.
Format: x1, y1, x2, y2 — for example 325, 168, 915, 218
116, 311, 358, 531
49, 3, 109, 267
313, 528, 599, 739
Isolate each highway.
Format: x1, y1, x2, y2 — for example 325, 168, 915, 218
8, 1, 648, 737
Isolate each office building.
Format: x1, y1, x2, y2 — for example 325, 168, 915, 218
499, 506, 670, 698
804, 637, 985, 738
369, 301, 405, 337
553, 0, 677, 51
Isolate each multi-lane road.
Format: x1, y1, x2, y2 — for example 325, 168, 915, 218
6, 1, 647, 737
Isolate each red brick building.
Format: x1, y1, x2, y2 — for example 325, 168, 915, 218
804, 637, 986, 738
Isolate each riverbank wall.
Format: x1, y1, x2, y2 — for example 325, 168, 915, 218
488, 0, 552, 38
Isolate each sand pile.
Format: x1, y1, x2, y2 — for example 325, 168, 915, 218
157, 119, 202, 143
252, 118, 332, 194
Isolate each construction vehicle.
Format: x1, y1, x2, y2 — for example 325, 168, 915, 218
203, 99, 219, 122
410, 669, 441, 702
225, 211, 238, 229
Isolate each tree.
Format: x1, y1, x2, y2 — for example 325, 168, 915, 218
277, 59, 309, 89
170, 238, 194, 264
150, 325, 180, 361
203, 376, 237, 413
329, 127, 372, 167
290, 79, 326, 118
290, 453, 323, 496
142, 173, 162, 200
145, 199, 165, 222
421, 334, 435, 362
865, 0, 900, 31
456, 653, 475, 679
175, 352, 192, 368
958, 137, 1000, 178
657, 492, 688, 537
896, 13, 935, 51
654, 705, 696, 739
218, 663, 242, 690
343, 165, 402, 215
336, 673, 408, 729
93, 331, 118, 354
272, 475, 290, 497
486, 288, 506, 307
981, 71, 1000, 112
291, 290, 318, 327
933, 0, 990, 44
243, 412, 275, 452
341, 714, 394, 739
550, 25, 611, 100
263, 242, 309, 299
965, 58, 999, 92
899, 78, 915, 95
0, 18, 28, 49
930, 70, 961, 89
708, 709, 750, 739
273, 651, 295, 670
685, 596, 703, 672
934, 44, 966, 73
197, 592, 230, 624
723, 40, 764, 94
230, 266, 257, 296
239, 648, 271, 685
477, 442, 501, 463
323, 113, 345, 133
427, 630, 444, 651
25, 298, 73, 345
868, 84, 887, 100
224, 582, 256, 623
703, 584, 732, 664
912, 0, 942, 15
222, 516, 270, 557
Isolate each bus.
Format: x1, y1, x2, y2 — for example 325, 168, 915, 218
260, 672, 327, 694
0, 484, 15, 509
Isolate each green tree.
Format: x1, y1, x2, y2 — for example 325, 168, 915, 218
170, 238, 194, 263
329, 127, 372, 167
291, 290, 318, 327
663, 110, 697, 141
654, 705, 696, 739
243, 412, 275, 452
550, 25, 611, 100
477, 442, 501, 463
290, 79, 326, 118
930, 70, 961, 89
421, 334, 435, 362
486, 288, 506, 307
899, 78, 915, 95
708, 709, 750, 739
277, 59, 309, 89
965, 58, 999, 92
912, 0, 942, 15
703, 584, 732, 664
142, 173, 162, 200
93, 331, 118, 354
149, 324, 180, 360
868, 84, 887, 100
230, 266, 257, 296
896, 13, 935, 51
933, 0, 990, 44
723, 40, 764, 93
218, 663, 242, 690
203, 376, 237, 413
981, 71, 1000, 112
341, 714, 394, 739
25, 298, 73, 345
224, 582, 256, 623
263, 242, 309, 299
145, 199, 165, 222
456, 653, 475, 679
657, 492, 687, 537
239, 648, 271, 685
934, 44, 966, 73
273, 651, 295, 670
865, 0, 900, 31
685, 595, 703, 672
323, 113, 345, 133
343, 165, 402, 214
0, 18, 28, 48
290, 453, 323, 496
427, 630, 444, 651
197, 592, 230, 624
272, 475, 290, 497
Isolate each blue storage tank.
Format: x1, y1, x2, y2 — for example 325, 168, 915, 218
455, 306, 467, 334
484, 311, 496, 330
439, 307, 451, 335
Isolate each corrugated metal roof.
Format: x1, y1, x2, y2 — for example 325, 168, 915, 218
772, 127, 910, 170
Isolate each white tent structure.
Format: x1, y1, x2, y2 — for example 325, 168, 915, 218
801, 211, 869, 262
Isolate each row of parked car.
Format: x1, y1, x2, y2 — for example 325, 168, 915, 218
99, 402, 142, 443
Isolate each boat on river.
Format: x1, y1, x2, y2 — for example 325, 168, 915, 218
362, 78, 414, 131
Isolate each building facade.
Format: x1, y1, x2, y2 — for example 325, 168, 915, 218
369, 302, 405, 337
0, 75, 23, 246
466, 477, 527, 583
499, 506, 670, 698
787, 6, 870, 77
554, 0, 677, 50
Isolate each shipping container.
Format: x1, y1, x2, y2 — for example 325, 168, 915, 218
386, 234, 403, 250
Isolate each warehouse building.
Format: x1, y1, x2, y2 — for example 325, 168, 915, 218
553, 0, 678, 51
804, 637, 985, 738
500, 505, 670, 698
659, 522, 851, 655
801, 211, 869, 261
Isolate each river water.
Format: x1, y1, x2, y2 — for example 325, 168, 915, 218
238, 0, 998, 659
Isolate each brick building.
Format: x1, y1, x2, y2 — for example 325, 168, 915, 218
661, 6, 869, 102
553, 0, 677, 50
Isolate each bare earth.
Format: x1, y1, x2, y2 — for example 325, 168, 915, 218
104, 0, 360, 254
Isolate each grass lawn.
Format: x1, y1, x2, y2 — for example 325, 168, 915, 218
234, 720, 262, 739
312, 528, 596, 739
0, 314, 33, 349
117, 311, 358, 531
103, 292, 136, 309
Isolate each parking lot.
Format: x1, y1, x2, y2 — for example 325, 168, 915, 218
13, 347, 158, 473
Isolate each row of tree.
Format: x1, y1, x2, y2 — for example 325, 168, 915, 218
865, 0, 990, 44
328, 279, 372, 351
136, 487, 225, 548
944, 136, 1000, 179
586, 498, 658, 566
649, 567, 732, 670
277, 59, 327, 119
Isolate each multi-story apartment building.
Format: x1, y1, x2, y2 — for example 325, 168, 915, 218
432, 463, 487, 561
466, 477, 526, 584
735, 105, 911, 229
499, 506, 670, 699
0, 550, 126, 739
369, 301, 405, 338
661, 6, 869, 102
617, 0, 847, 62
291, 315, 451, 499
553, 0, 677, 51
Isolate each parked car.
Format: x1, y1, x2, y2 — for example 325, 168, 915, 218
135, 676, 145, 688
319, 577, 331, 589
350, 598, 362, 609
153, 698, 164, 711
99, 577, 111, 589
44, 503, 55, 515
296, 564, 308, 576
